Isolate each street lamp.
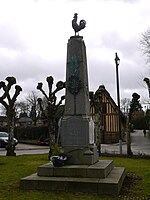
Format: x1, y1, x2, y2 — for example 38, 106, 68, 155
115, 52, 122, 155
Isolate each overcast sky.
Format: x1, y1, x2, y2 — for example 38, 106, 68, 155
0, 0, 150, 105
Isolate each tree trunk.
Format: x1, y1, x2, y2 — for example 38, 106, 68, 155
6, 112, 16, 156
48, 118, 55, 160
94, 114, 101, 156
126, 117, 133, 157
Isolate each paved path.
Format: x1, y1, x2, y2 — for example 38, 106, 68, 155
101, 130, 150, 155
0, 130, 150, 156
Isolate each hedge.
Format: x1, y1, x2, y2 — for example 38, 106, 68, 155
0, 126, 49, 141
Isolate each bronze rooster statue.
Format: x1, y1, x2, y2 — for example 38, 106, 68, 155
72, 13, 86, 36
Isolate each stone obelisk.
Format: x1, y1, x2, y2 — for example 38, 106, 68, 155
20, 15, 126, 196
60, 14, 98, 165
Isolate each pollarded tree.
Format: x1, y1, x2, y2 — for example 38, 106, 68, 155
0, 77, 22, 156
89, 85, 103, 156
37, 76, 65, 159
126, 93, 142, 157
128, 93, 142, 122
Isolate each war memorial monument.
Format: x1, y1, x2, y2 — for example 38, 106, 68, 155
20, 14, 126, 195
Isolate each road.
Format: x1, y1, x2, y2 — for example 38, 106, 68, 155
0, 143, 49, 156
0, 130, 150, 156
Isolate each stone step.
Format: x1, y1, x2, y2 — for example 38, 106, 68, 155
38, 160, 114, 178
20, 167, 126, 195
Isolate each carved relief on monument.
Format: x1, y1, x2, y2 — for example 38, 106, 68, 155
68, 54, 82, 95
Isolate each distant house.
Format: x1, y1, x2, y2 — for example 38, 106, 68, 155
17, 112, 33, 127
90, 85, 125, 144
0, 113, 33, 128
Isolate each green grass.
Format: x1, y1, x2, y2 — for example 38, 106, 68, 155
0, 154, 149, 200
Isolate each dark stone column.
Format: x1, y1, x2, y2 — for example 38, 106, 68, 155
60, 36, 98, 165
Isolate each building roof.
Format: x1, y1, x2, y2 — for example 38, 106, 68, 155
18, 116, 32, 123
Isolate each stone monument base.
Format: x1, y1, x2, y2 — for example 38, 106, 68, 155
61, 116, 98, 165
62, 145, 98, 165
20, 160, 126, 195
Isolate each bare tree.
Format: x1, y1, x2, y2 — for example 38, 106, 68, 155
15, 101, 29, 117
140, 28, 150, 63
121, 98, 130, 115
14, 91, 39, 125
26, 91, 39, 125
0, 77, 22, 156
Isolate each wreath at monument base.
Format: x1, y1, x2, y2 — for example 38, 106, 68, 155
51, 155, 67, 167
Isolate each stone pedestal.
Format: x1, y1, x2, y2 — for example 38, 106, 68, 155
20, 160, 126, 195
60, 36, 98, 164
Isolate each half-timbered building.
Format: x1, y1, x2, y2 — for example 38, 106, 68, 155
90, 85, 125, 144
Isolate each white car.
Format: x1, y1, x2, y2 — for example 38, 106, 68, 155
0, 132, 18, 147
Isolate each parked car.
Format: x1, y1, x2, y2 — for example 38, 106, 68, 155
0, 132, 18, 148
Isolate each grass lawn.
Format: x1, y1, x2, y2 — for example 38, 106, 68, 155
0, 154, 149, 200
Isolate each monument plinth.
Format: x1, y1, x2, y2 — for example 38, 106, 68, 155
60, 36, 98, 165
